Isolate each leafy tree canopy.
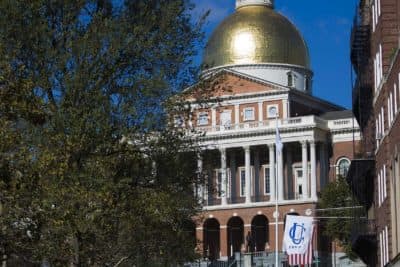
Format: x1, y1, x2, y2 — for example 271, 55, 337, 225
0, 0, 207, 266
319, 176, 362, 260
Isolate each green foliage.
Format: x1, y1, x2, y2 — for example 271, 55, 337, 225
0, 0, 207, 266
319, 177, 361, 260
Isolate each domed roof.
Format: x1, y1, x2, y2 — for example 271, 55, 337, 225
202, 5, 310, 70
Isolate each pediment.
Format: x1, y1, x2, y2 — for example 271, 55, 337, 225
184, 69, 287, 101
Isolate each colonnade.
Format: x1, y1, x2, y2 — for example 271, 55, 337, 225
197, 140, 321, 206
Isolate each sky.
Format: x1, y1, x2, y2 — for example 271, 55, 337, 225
192, 0, 358, 109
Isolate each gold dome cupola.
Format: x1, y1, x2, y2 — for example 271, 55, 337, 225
202, 0, 313, 93
203, 2, 309, 69
236, 0, 274, 9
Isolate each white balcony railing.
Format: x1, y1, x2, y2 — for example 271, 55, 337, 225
194, 115, 326, 135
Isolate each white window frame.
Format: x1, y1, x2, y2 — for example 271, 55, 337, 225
197, 112, 209, 126
395, 84, 398, 113
336, 157, 351, 178
215, 168, 231, 199
263, 165, 271, 195
243, 107, 255, 121
239, 166, 254, 197
220, 110, 232, 129
267, 104, 279, 119
292, 163, 311, 199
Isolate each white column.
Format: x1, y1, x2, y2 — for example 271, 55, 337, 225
319, 142, 327, 189
197, 156, 204, 204
235, 104, 240, 129
258, 102, 263, 125
282, 99, 288, 118
310, 141, 317, 200
268, 144, 276, 202
244, 146, 251, 204
301, 141, 309, 199
220, 148, 228, 206
212, 107, 217, 130
278, 143, 284, 201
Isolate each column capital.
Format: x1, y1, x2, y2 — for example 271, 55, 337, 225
268, 143, 275, 149
243, 145, 251, 152
300, 140, 308, 146
219, 147, 226, 153
309, 140, 316, 146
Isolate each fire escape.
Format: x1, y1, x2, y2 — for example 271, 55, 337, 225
347, 1, 377, 266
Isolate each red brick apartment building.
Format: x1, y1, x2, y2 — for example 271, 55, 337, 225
349, 0, 400, 266
180, 0, 367, 265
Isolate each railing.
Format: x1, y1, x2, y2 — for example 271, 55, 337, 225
327, 118, 359, 130
194, 116, 327, 135
186, 252, 336, 267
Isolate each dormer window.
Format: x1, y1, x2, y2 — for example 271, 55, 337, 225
304, 76, 310, 91
287, 71, 297, 87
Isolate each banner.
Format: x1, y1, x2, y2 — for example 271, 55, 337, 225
283, 215, 314, 255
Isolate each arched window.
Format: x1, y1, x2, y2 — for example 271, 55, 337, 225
336, 157, 350, 178
287, 72, 293, 87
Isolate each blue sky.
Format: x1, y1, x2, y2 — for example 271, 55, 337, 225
192, 0, 358, 109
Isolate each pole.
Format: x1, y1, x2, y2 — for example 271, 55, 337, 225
275, 115, 279, 267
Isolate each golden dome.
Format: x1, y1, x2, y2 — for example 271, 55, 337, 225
203, 5, 310, 69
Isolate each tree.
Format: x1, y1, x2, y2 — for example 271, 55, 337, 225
319, 176, 361, 259
0, 0, 207, 266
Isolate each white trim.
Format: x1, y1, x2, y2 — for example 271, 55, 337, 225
395, 84, 398, 112
267, 104, 279, 119
336, 157, 351, 178
377, 0, 381, 16
243, 107, 255, 121
203, 199, 318, 211
262, 164, 271, 195
384, 165, 387, 200
215, 168, 231, 199
385, 226, 389, 264
197, 111, 209, 126
239, 166, 254, 197
372, 3, 376, 32
378, 173, 382, 207
380, 232, 384, 267
220, 109, 232, 130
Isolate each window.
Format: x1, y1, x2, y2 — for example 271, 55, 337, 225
378, 165, 387, 206
243, 107, 255, 121
304, 77, 310, 91
215, 169, 231, 198
197, 112, 209, 126
264, 166, 270, 195
239, 167, 253, 197
267, 105, 279, 118
336, 158, 350, 178
174, 115, 184, 127
240, 169, 246, 197
294, 168, 304, 199
220, 110, 232, 129
380, 227, 389, 266
287, 72, 296, 87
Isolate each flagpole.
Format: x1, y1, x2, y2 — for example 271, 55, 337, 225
275, 114, 279, 267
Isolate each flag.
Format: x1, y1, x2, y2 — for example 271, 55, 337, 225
288, 227, 315, 266
283, 215, 315, 266
275, 120, 283, 154
283, 215, 313, 254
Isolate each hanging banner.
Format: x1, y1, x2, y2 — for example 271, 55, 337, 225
283, 215, 314, 255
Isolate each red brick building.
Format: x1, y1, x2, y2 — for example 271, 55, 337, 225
349, 0, 400, 266
183, 0, 362, 265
